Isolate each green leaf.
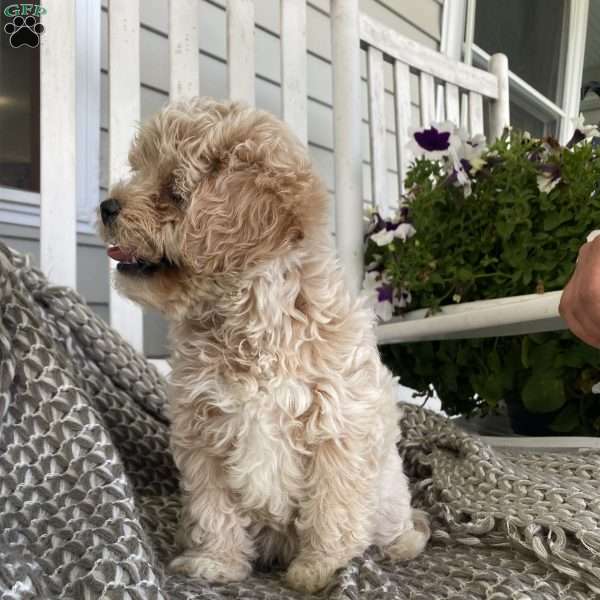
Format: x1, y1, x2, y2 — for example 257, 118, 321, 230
496, 220, 515, 238
521, 372, 566, 413
487, 349, 501, 373
549, 403, 580, 433
561, 342, 600, 368
543, 209, 572, 231
456, 267, 472, 283
521, 337, 530, 368
528, 340, 561, 369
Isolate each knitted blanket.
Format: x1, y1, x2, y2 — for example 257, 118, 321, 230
1, 241, 599, 600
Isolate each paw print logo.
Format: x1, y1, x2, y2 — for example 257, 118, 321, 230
4, 15, 44, 48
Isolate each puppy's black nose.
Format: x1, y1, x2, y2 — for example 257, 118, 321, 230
100, 198, 121, 226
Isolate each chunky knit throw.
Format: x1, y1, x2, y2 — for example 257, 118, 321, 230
1, 242, 599, 600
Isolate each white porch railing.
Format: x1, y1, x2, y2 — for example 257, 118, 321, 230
354, 15, 566, 344
38, 0, 566, 354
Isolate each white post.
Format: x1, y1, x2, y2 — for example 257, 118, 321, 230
76, 0, 101, 227
559, 0, 589, 144
281, 0, 307, 144
108, 0, 144, 352
40, 0, 77, 288
488, 53, 509, 141
227, 0, 255, 105
331, 0, 363, 297
169, 0, 200, 99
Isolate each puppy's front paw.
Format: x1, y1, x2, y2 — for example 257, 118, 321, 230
285, 556, 337, 593
170, 551, 251, 583
384, 514, 430, 561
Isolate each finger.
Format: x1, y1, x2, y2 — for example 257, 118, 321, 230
569, 268, 600, 343
567, 302, 600, 348
558, 283, 574, 318
563, 310, 600, 348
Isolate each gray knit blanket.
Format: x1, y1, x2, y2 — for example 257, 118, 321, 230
1, 241, 600, 600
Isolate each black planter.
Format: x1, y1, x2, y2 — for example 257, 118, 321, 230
504, 395, 561, 436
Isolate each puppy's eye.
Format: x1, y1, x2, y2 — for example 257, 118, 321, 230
170, 188, 184, 205
165, 179, 185, 206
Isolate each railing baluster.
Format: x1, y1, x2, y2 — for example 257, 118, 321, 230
394, 61, 412, 195
469, 91, 484, 135
460, 91, 469, 130
435, 83, 445, 121
419, 72, 435, 127
367, 46, 389, 216
445, 83, 460, 125
169, 0, 200, 99
227, 0, 255, 105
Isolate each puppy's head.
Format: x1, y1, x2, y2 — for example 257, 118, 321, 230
97, 98, 327, 315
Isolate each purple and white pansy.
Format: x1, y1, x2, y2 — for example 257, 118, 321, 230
370, 220, 416, 246
363, 268, 412, 321
536, 162, 561, 194
364, 209, 416, 320
407, 121, 461, 160
408, 122, 488, 197
572, 113, 600, 142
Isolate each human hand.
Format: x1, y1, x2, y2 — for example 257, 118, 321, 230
559, 231, 600, 348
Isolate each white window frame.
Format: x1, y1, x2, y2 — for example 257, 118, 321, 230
442, 0, 590, 144
0, 0, 101, 235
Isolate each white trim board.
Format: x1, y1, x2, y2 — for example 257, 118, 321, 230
480, 435, 600, 451
377, 291, 566, 344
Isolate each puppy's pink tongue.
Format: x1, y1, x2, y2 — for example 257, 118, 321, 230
107, 246, 134, 262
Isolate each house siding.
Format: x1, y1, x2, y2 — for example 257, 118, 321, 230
1, 0, 443, 357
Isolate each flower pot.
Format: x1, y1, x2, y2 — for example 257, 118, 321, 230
504, 394, 560, 436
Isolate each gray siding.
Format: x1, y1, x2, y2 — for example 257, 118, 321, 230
2, 0, 443, 358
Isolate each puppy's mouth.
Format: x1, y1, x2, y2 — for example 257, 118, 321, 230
107, 245, 174, 276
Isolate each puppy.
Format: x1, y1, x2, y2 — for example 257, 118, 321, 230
98, 98, 429, 593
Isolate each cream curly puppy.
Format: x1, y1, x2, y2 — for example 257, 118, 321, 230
98, 98, 429, 593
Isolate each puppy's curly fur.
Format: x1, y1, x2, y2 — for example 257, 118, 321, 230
98, 98, 429, 593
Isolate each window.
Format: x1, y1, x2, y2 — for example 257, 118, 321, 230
581, 1, 600, 125
474, 0, 566, 137
0, 5, 40, 192
461, 0, 589, 144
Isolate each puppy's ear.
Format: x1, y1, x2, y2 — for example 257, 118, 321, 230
182, 174, 304, 275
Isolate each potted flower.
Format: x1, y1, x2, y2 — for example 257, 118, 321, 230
365, 120, 600, 435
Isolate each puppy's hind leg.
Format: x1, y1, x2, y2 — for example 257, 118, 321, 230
169, 449, 256, 583
375, 450, 430, 561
